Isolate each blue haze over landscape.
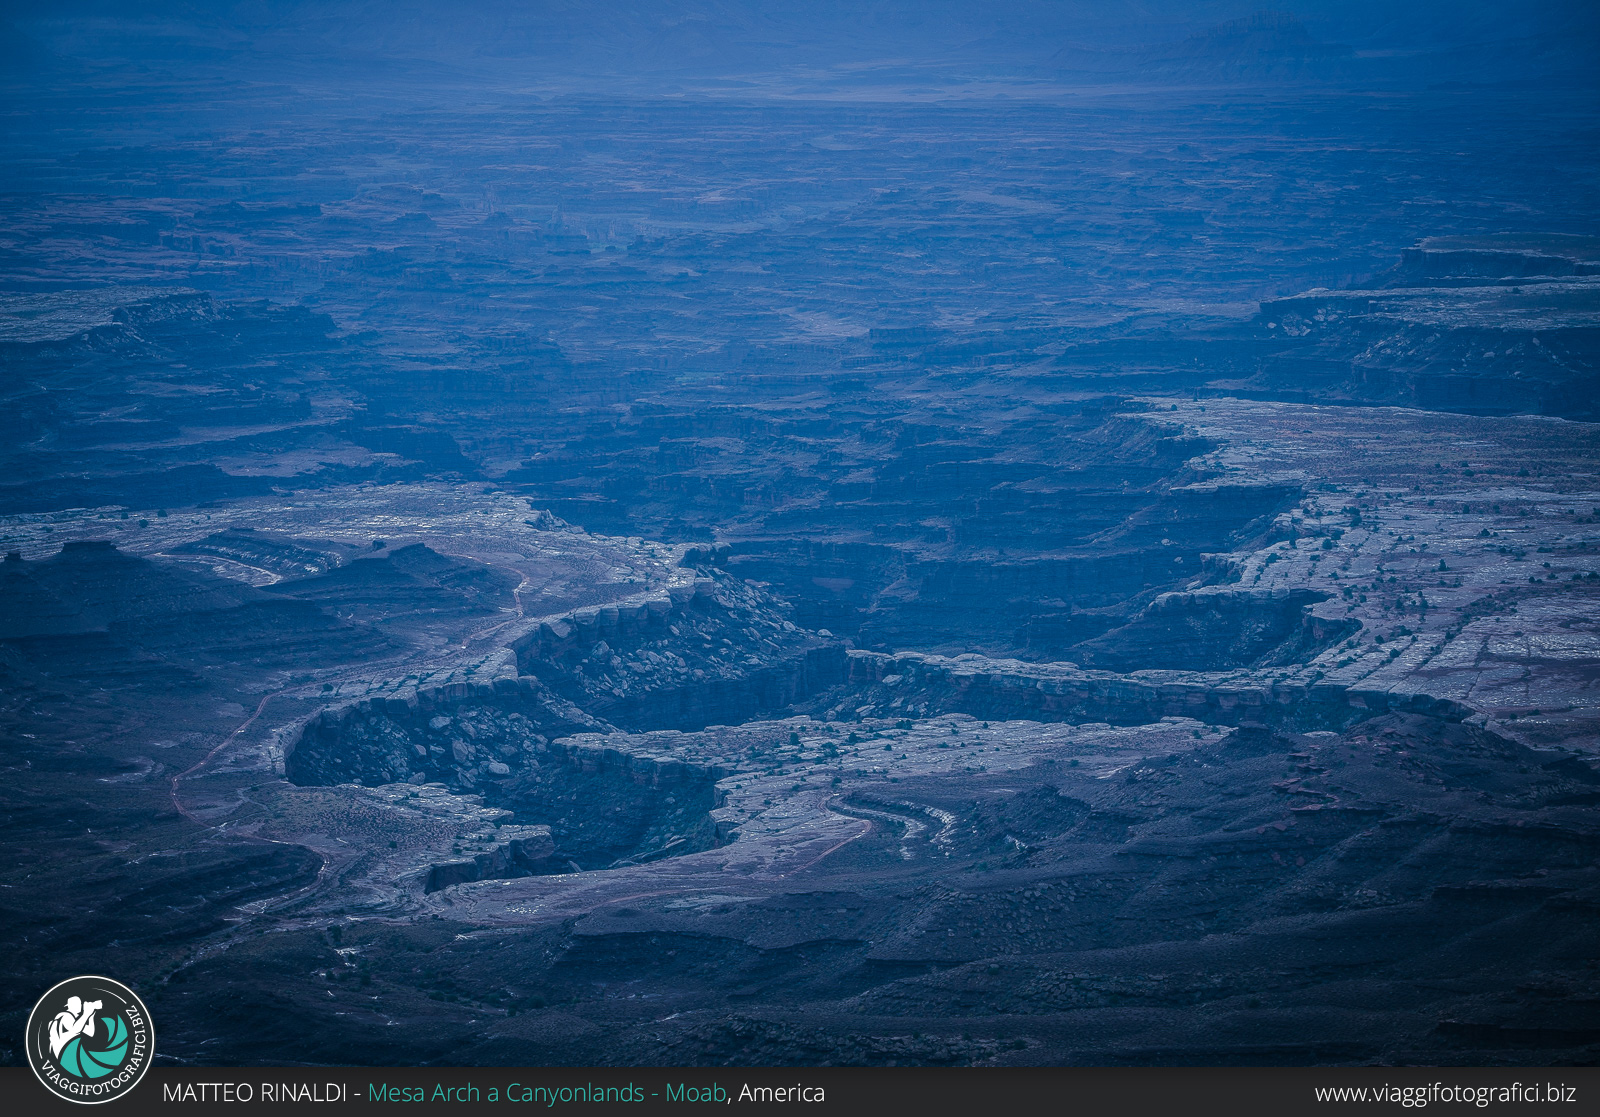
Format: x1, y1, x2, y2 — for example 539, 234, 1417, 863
2, 0, 1600, 1068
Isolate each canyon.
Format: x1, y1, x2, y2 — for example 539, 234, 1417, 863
2, 9, 1598, 1068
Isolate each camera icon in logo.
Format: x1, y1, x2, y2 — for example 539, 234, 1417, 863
26, 976, 154, 1104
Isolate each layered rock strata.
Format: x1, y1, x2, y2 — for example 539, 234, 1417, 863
287, 682, 730, 871
831, 650, 1485, 733
514, 575, 848, 731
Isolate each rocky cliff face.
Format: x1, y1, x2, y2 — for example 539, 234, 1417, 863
514, 569, 848, 730
423, 828, 557, 892
286, 677, 596, 789
714, 451, 1302, 656
1072, 587, 1355, 671
1242, 238, 1600, 421
827, 649, 1484, 735
286, 681, 728, 871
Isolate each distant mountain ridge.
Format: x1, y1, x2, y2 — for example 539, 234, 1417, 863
5, 1, 1595, 91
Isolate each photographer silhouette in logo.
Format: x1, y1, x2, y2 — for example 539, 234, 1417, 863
48, 995, 104, 1060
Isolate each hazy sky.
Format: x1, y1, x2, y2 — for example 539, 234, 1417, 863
6, 1, 1597, 92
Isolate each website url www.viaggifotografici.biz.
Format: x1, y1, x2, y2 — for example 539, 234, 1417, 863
1313, 1082, 1579, 1107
